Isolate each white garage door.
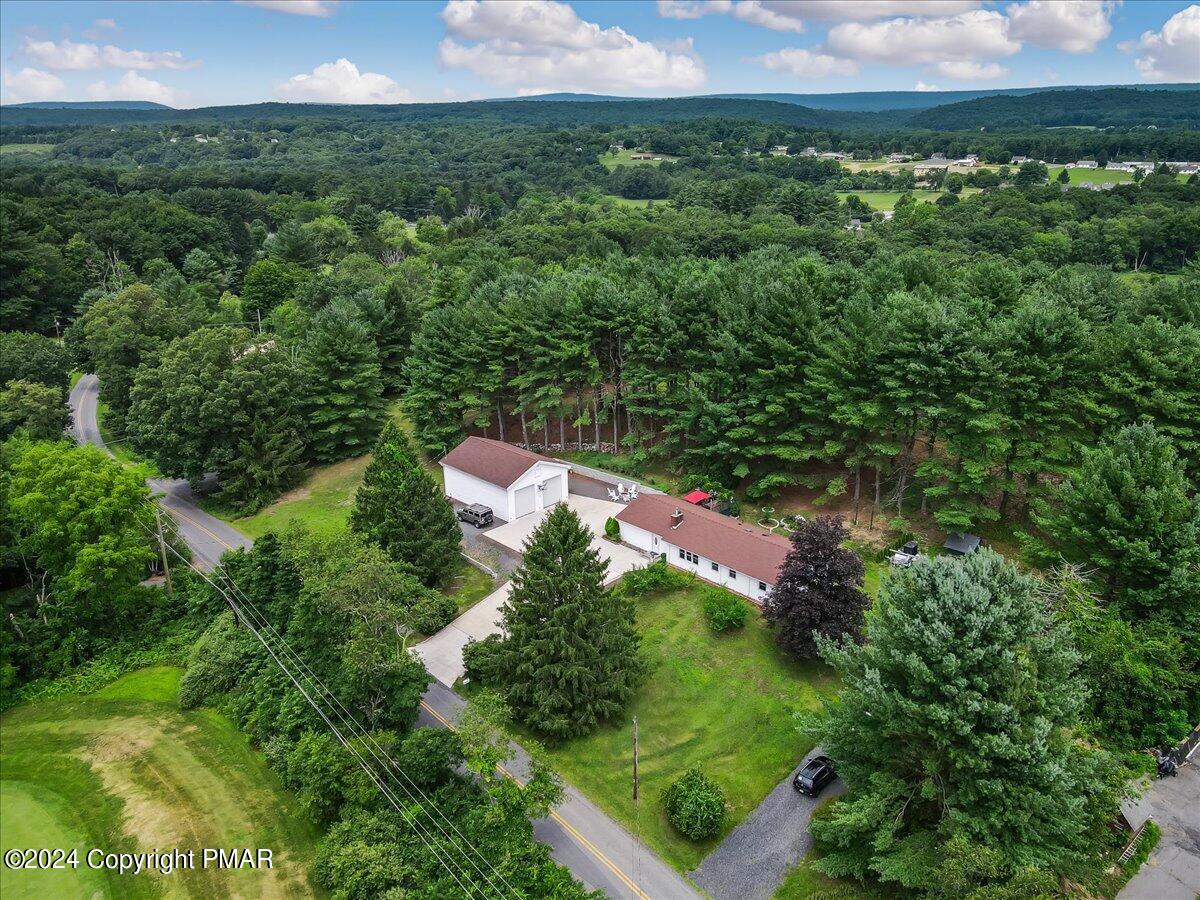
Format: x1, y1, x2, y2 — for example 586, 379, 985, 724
513, 484, 537, 518
542, 474, 564, 506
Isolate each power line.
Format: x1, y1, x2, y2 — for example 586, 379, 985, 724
154, 537, 510, 898
207, 562, 519, 899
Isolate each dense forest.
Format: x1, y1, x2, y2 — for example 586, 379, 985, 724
2, 96, 1198, 899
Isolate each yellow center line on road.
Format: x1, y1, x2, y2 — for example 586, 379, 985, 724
419, 699, 651, 900
164, 497, 651, 899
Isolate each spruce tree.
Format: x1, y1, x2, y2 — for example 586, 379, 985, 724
497, 505, 642, 740
302, 299, 388, 463
350, 422, 462, 588
811, 550, 1112, 891
763, 516, 868, 658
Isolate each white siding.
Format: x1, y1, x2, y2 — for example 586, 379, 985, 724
615, 520, 774, 603
442, 466, 510, 519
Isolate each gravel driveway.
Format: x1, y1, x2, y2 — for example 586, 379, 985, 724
691, 752, 845, 900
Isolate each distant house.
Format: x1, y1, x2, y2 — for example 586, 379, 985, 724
608, 141, 625, 150
630, 153, 655, 160
1071, 160, 1098, 168
770, 145, 790, 156
818, 151, 848, 161
800, 146, 817, 157
194, 135, 208, 143
845, 218, 863, 232
956, 154, 980, 167
1011, 155, 1030, 164
616, 493, 791, 602
887, 153, 911, 163
440, 436, 571, 522
914, 163, 949, 177
943, 532, 981, 556
930, 152, 948, 161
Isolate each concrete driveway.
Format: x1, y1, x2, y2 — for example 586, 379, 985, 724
1121, 762, 1200, 899
692, 751, 845, 900
414, 495, 652, 687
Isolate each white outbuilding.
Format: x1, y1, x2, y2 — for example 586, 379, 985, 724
440, 436, 572, 522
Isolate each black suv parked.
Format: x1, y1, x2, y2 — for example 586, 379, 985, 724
792, 755, 836, 797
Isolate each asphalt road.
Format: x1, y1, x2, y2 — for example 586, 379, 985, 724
69, 374, 698, 899
1120, 761, 1200, 900
69, 374, 251, 568
692, 751, 844, 900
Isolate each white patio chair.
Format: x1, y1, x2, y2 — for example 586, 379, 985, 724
607, 488, 620, 502
628, 484, 640, 500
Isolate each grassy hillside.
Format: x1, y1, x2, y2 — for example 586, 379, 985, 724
0, 667, 320, 899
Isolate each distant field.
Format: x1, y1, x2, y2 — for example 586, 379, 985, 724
600, 194, 655, 208
0, 667, 319, 900
600, 148, 678, 170
1047, 165, 1133, 185
835, 188, 980, 211
0, 143, 53, 155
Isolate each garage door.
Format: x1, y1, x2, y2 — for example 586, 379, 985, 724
542, 474, 564, 507
513, 484, 537, 519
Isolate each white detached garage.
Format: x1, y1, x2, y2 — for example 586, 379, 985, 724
440, 436, 571, 522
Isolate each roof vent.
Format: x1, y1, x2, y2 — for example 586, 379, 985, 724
670, 508, 684, 529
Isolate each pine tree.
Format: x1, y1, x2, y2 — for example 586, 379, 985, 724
811, 550, 1113, 891
350, 422, 462, 587
1038, 422, 1200, 622
763, 516, 868, 657
497, 505, 642, 740
302, 299, 388, 463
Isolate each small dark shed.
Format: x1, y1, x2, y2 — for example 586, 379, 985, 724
943, 532, 981, 556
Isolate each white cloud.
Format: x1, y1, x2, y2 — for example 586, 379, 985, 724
755, 47, 858, 78
932, 60, 1008, 80
1, 67, 66, 104
87, 70, 180, 105
1122, 4, 1200, 83
23, 38, 198, 71
93, 18, 118, 29
658, 1, 980, 28
233, 0, 338, 16
732, 1, 807, 32
439, 0, 706, 94
275, 58, 411, 103
826, 9, 1019, 64
1006, 1, 1115, 54
657, 1, 731, 20
914, 80, 940, 92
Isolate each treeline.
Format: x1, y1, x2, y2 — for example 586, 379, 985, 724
910, 87, 1200, 130
405, 248, 1199, 533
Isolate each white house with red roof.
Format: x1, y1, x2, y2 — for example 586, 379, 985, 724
616, 493, 791, 602
440, 436, 572, 522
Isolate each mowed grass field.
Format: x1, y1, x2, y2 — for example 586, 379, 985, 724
835, 188, 982, 211
1046, 165, 1134, 185
0, 667, 320, 900
540, 581, 839, 872
600, 148, 678, 169
0, 143, 54, 155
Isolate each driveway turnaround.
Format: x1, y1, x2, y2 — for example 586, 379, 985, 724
692, 750, 845, 900
415, 494, 651, 686
1121, 761, 1200, 900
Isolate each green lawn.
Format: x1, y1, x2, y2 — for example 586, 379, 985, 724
1046, 165, 1134, 185
1, 666, 320, 899
599, 148, 678, 170
836, 188, 981, 212
539, 581, 839, 872
0, 143, 53, 155
775, 857, 886, 900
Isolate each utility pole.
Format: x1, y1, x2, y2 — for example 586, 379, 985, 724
632, 716, 639, 802
154, 506, 174, 595
632, 715, 641, 889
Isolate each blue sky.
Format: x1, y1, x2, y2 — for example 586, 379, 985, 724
1, 1, 1197, 107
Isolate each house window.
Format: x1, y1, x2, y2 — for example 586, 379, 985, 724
728, 569, 737, 578
759, 581, 768, 591
711, 562, 719, 572
678, 548, 685, 560
679, 550, 698, 564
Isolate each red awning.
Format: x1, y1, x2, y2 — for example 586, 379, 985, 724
682, 489, 711, 505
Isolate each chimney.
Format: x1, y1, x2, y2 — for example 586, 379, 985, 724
670, 508, 684, 529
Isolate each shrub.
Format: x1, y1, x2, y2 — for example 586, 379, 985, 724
664, 766, 726, 840
399, 728, 464, 785
702, 589, 749, 632
409, 593, 457, 635
462, 634, 506, 685
178, 612, 256, 709
615, 558, 693, 598
605, 516, 621, 540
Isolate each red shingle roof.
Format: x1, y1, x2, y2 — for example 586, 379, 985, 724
440, 436, 566, 489
616, 493, 792, 585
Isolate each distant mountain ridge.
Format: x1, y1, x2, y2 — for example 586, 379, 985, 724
512, 84, 1198, 112
7, 100, 172, 110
